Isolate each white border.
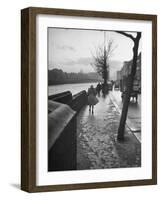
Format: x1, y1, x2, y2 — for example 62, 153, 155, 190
36, 14, 152, 186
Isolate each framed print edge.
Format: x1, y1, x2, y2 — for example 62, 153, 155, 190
21, 8, 30, 192
21, 7, 157, 193
152, 15, 157, 185
21, 8, 37, 192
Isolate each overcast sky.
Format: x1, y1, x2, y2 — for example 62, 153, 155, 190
48, 28, 141, 73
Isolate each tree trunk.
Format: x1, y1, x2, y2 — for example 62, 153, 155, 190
104, 48, 107, 85
117, 33, 141, 141
103, 69, 107, 85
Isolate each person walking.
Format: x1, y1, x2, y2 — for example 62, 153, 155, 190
87, 85, 99, 114
96, 82, 101, 96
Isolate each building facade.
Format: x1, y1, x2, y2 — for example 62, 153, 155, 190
116, 52, 141, 93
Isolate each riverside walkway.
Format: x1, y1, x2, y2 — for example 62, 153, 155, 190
77, 93, 141, 170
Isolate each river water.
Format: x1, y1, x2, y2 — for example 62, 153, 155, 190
48, 82, 98, 96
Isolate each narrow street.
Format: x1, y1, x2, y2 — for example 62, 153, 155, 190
77, 93, 141, 170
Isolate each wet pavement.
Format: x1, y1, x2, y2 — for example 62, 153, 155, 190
109, 89, 141, 142
77, 93, 141, 170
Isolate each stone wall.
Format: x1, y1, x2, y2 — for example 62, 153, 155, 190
48, 91, 72, 105
70, 90, 87, 112
48, 90, 87, 171
48, 90, 88, 112
48, 101, 77, 171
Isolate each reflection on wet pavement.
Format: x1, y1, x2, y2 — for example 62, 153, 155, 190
77, 94, 141, 170
110, 90, 141, 131
109, 90, 141, 140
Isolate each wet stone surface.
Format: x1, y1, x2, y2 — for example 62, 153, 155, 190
77, 94, 141, 170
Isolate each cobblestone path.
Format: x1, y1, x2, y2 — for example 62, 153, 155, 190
77, 94, 141, 170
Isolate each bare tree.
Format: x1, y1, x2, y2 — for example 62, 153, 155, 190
91, 36, 116, 86
115, 31, 141, 141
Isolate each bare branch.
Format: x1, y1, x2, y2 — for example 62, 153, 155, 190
115, 31, 135, 41
91, 37, 117, 83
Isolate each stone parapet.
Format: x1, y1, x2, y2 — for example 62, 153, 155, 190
48, 100, 77, 171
